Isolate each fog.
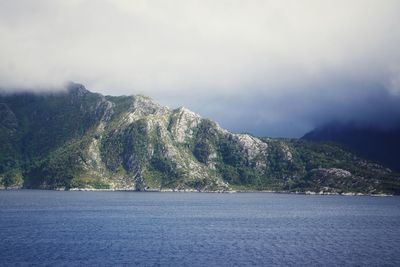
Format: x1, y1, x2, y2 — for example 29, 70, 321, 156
1, 0, 400, 137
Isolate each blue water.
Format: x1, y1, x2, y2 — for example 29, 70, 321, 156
0, 191, 399, 266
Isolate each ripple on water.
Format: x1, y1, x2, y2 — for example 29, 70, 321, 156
0, 191, 399, 266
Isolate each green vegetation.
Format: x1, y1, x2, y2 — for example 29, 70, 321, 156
70, 175, 111, 189
0, 170, 23, 188
0, 84, 399, 194
147, 156, 182, 188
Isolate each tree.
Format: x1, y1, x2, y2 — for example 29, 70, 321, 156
2, 170, 23, 189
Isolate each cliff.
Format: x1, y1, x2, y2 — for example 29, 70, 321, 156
1, 83, 399, 194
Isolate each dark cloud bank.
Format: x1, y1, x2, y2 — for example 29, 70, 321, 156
1, 0, 400, 137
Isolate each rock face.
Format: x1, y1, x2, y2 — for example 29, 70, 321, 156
0, 83, 399, 194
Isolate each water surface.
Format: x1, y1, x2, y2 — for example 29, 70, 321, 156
0, 190, 399, 266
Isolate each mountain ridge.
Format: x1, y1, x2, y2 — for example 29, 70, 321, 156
302, 122, 400, 172
1, 83, 399, 194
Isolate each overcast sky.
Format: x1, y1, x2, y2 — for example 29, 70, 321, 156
1, 0, 400, 137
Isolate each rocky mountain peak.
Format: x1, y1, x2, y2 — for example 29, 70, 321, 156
1, 85, 399, 194
170, 106, 202, 143
66, 82, 89, 97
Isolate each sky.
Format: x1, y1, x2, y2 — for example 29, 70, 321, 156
1, 0, 400, 137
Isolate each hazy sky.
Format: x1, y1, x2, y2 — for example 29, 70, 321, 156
1, 0, 400, 137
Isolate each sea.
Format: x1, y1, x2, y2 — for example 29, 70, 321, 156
0, 190, 399, 266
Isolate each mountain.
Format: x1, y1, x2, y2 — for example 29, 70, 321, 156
302, 123, 400, 172
1, 83, 399, 194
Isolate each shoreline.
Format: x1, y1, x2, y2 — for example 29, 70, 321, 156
0, 187, 394, 197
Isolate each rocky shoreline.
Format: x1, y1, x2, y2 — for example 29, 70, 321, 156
2, 85, 399, 195
0, 186, 393, 196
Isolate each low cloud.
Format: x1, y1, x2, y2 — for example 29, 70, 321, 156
1, 0, 400, 137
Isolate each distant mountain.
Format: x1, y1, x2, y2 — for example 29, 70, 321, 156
0, 83, 399, 194
302, 123, 400, 172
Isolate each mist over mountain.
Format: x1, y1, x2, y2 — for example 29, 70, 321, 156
2, 2, 400, 266
1, 1, 400, 137
302, 122, 400, 171
1, 83, 399, 194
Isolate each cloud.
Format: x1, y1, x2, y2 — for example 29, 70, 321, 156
1, 0, 400, 137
